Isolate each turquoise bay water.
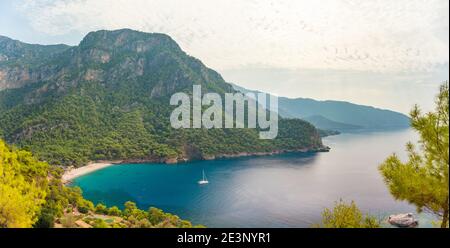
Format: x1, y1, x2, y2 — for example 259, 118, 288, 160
72, 129, 436, 227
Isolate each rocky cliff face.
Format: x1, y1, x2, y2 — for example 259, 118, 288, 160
0, 65, 64, 90
0, 35, 70, 90
1, 29, 231, 97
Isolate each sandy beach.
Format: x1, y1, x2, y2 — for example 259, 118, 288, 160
62, 161, 122, 183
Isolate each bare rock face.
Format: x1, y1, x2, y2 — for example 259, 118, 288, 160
164, 157, 178, 164
0, 35, 70, 90
0, 67, 32, 90
83, 69, 104, 81
388, 213, 418, 228
0, 54, 7, 62
0, 66, 62, 90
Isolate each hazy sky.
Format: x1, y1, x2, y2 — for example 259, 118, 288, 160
0, 0, 448, 113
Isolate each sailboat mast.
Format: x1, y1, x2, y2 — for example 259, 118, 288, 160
198, 169, 208, 184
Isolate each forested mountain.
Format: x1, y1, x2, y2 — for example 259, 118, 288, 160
231, 83, 410, 132
0, 29, 324, 167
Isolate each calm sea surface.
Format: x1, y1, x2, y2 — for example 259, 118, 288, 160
72, 128, 436, 227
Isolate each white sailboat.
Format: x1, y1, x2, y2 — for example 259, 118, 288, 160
198, 170, 209, 184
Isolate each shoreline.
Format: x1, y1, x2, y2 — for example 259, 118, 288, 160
62, 160, 123, 183
62, 147, 330, 183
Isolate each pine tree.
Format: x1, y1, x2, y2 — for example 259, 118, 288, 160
379, 82, 449, 228
315, 200, 380, 228
0, 140, 48, 227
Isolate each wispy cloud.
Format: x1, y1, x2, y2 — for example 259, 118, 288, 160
16, 0, 449, 73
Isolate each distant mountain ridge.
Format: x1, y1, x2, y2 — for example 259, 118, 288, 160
302, 115, 362, 132
231, 83, 410, 131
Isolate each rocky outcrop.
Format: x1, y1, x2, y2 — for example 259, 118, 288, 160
0, 65, 63, 90
388, 213, 418, 228
0, 35, 70, 90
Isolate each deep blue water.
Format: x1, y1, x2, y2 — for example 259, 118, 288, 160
72, 129, 436, 227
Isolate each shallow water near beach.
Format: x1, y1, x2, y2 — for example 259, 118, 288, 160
72, 128, 437, 227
